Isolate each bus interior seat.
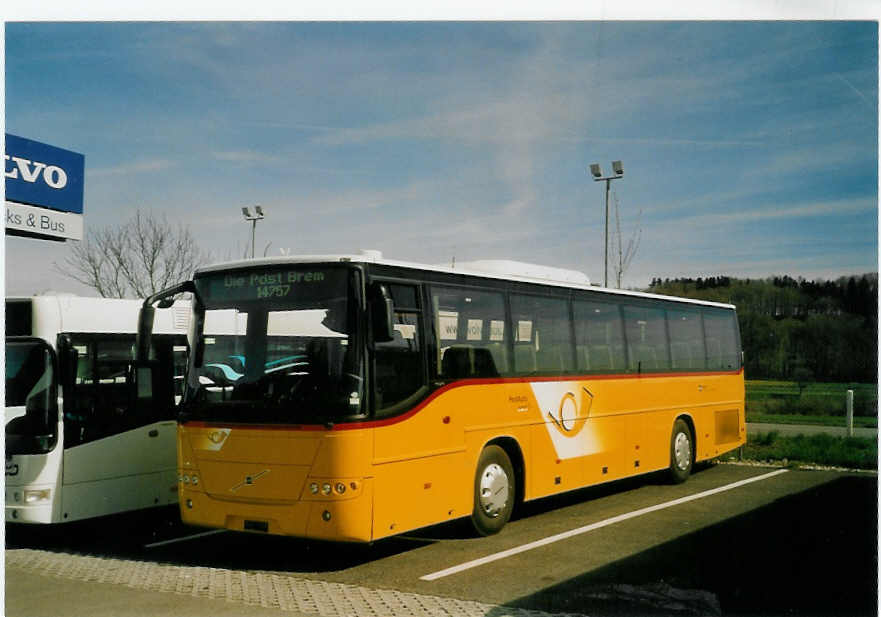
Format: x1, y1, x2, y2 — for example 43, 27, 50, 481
633, 344, 658, 370
514, 344, 536, 373
671, 341, 692, 369
472, 347, 499, 378
441, 346, 499, 379
589, 345, 613, 371
706, 338, 721, 368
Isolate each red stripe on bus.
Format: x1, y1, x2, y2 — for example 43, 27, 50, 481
182, 367, 743, 433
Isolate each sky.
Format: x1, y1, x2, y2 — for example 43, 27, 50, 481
3, 19, 878, 296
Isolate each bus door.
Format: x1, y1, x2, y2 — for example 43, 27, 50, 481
57, 335, 182, 521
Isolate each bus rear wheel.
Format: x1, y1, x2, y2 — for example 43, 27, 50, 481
669, 419, 693, 484
470, 445, 515, 536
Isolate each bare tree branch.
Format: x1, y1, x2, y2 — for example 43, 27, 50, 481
54, 210, 207, 298
611, 191, 642, 289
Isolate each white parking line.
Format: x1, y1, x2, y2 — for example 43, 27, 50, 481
144, 529, 227, 548
420, 468, 789, 581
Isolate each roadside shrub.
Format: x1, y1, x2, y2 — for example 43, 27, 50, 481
752, 431, 779, 446
742, 433, 877, 470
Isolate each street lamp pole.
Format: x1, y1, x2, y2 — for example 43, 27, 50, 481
241, 206, 265, 259
589, 161, 624, 287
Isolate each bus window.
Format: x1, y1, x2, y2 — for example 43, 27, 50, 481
173, 345, 188, 403
65, 336, 178, 446
374, 283, 425, 414
703, 308, 740, 370
573, 299, 626, 372
667, 308, 706, 370
622, 304, 671, 372
431, 287, 509, 378
511, 294, 573, 374
5, 339, 57, 455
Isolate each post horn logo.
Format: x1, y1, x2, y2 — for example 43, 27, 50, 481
547, 387, 593, 437
208, 430, 228, 444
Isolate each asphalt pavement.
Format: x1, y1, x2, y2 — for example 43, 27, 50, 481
6, 464, 878, 617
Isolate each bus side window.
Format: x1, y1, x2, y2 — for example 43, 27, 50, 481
703, 308, 740, 370
173, 343, 188, 404
94, 338, 138, 435
431, 287, 509, 379
622, 304, 671, 372
64, 340, 94, 447
511, 294, 573, 375
374, 284, 426, 415
667, 308, 706, 370
573, 299, 626, 372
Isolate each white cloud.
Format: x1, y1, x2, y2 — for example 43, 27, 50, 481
88, 159, 173, 177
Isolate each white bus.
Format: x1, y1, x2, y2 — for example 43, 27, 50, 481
5, 295, 190, 524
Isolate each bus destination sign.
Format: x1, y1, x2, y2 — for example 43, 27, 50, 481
199, 269, 332, 301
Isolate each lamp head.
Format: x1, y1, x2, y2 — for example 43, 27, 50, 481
589, 163, 602, 178
612, 160, 623, 176
255, 205, 264, 217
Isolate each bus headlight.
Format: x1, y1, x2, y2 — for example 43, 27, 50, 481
321, 483, 332, 496
309, 483, 320, 495
24, 489, 51, 504
335, 483, 346, 495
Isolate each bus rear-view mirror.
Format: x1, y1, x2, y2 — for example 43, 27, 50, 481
370, 283, 395, 343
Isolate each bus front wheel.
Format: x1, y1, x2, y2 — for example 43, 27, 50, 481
669, 418, 694, 484
471, 445, 515, 536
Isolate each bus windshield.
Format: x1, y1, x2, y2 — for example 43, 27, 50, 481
182, 266, 363, 424
5, 339, 57, 455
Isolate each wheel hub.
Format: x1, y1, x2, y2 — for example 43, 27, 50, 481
674, 431, 691, 470
479, 463, 509, 518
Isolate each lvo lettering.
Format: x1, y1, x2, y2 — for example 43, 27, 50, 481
4, 155, 68, 190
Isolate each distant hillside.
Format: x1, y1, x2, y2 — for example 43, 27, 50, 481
647, 274, 878, 383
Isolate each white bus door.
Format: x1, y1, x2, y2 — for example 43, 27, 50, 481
58, 336, 180, 522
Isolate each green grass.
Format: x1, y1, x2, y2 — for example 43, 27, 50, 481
732, 432, 877, 470
745, 379, 877, 421
746, 412, 877, 428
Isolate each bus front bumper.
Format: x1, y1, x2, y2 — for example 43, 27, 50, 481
178, 478, 374, 543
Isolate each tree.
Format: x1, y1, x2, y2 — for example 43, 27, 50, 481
55, 210, 207, 299
610, 190, 641, 289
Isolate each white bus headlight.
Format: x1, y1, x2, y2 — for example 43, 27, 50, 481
321, 483, 332, 496
24, 489, 51, 504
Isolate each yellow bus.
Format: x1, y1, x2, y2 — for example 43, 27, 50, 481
136, 251, 744, 542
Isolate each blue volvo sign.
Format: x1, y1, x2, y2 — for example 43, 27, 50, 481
5, 134, 84, 214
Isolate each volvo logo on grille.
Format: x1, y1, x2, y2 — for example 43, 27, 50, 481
230, 469, 270, 492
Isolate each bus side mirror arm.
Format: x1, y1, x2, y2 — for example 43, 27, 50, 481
135, 280, 196, 363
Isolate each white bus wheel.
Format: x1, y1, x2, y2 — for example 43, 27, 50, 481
471, 445, 515, 536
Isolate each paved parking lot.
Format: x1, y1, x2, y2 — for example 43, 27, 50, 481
6, 463, 878, 617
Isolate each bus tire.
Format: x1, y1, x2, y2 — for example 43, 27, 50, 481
471, 445, 515, 536
669, 418, 694, 484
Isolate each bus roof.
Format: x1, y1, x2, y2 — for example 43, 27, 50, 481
195, 251, 736, 310
6, 294, 191, 336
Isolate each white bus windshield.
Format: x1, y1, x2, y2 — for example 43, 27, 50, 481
5, 339, 57, 454
183, 267, 363, 424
